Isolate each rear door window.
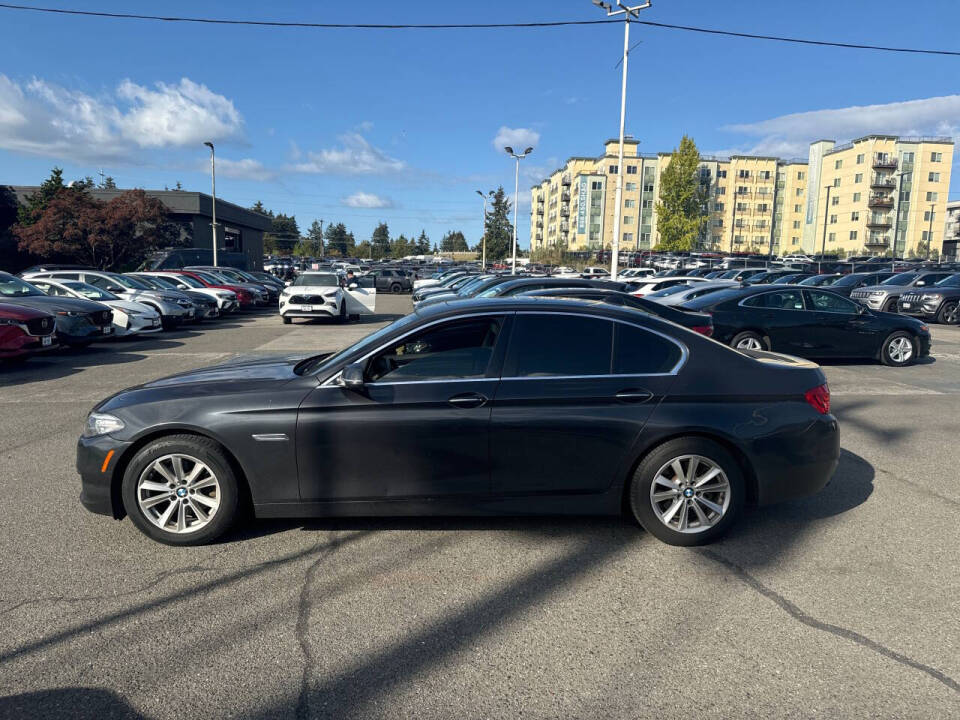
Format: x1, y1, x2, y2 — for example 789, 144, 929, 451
741, 290, 804, 310
504, 313, 613, 377
614, 324, 683, 374
805, 290, 860, 314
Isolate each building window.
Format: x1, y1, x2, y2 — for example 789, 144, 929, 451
856, 153, 865, 164
623, 216, 634, 225
901, 151, 914, 162
757, 187, 769, 196
926, 191, 938, 201
591, 181, 603, 190
834, 159, 842, 169
833, 178, 841, 187
716, 186, 726, 195
738, 169, 750, 178
641, 199, 653, 209
849, 230, 858, 241
929, 172, 941, 182
924, 210, 936, 221
853, 192, 861, 202
622, 232, 634, 243
626, 165, 637, 174
922, 230, 933, 242
792, 220, 801, 229
759, 170, 771, 180
830, 215, 838, 224
931, 151, 943, 162
737, 186, 748, 195
736, 202, 748, 212
717, 169, 727, 178
795, 188, 802, 196
854, 173, 863, 183
797, 171, 805, 180
624, 199, 636, 208
851, 212, 859, 221
831, 195, 840, 206
609, 165, 618, 174
794, 204, 802, 212
828, 232, 836, 242
756, 203, 768, 212
715, 202, 724, 211
791, 236, 800, 245
714, 219, 724, 227
640, 232, 651, 244
625, 182, 637, 191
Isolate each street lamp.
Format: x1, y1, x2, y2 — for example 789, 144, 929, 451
927, 202, 936, 261
591, 0, 652, 281
504, 146, 533, 275
476, 189, 492, 271
203, 141, 218, 267
819, 184, 832, 274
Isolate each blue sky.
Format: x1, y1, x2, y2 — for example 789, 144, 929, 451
2, 0, 960, 249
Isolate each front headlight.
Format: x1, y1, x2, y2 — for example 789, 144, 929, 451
868, 291, 885, 297
0, 318, 17, 326
924, 294, 943, 302
83, 412, 125, 438
57, 310, 84, 317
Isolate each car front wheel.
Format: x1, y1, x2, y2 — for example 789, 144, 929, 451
390, 282, 402, 294
880, 331, 917, 367
628, 438, 744, 546
121, 434, 239, 546
730, 331, 767, 351
936, 301, 959, 325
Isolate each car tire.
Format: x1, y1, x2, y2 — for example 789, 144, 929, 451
160, 317, 177, 331
730, 331, 768, 351
121, 434, 239, 546
628, 437, 744, 546
282, 315, 292, 324
880, 331, 917, 367
390, 282, 402, 294
936, 300, 959, 325
882, 298, 898, 313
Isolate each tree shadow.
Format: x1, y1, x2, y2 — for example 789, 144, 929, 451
0, 688, 148, 720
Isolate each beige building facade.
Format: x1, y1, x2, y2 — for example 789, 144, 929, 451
530, 135, 953, 258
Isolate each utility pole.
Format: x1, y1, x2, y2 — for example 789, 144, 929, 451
203, 141, 218, 267
319, 218, 324, 260
728, 192, 738, 254
98, 168, 105, 188
476, 190, 491, 271
504, 147, 533, 275
820, 184, 832, 274
927, 202, 935, 261
591, 0, 652, 281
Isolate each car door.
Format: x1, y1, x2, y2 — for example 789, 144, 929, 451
296, 313, 508, 501
488, 311, 681, 496
343, 275, 377, 315
739, 289, 813, 352
803, 289, 871, 357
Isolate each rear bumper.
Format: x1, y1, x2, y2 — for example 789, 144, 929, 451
752, 414, 840, 506
77, 434, 132, 518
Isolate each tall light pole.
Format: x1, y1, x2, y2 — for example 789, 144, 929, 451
203, 141, 218, 267
504, 146, 533, 275
592, 0, 652, 281
476, 189, 492, 271
927, 202, 936, 261
819, 184, 832, 274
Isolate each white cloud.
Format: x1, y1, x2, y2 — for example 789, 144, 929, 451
214, 157, 275, 181
288, 132, 406, 175
356, 120, 374, 132
493, 126, 540, 153
721, 94, 960, 158
0, 74, 244, 163
341, 191, 394, 209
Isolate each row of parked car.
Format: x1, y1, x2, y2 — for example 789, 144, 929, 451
0, 265, 287, 362
407, 265, 939, 367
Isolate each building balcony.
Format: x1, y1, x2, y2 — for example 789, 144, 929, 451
560, 207, 569, 217
536, 207, 544, 215
561, 174, 571, 186
536, 196, 544, 204
866, 216, 893, 229
560, 222, 569, 232
561, 191, 571, 202
536, 220, 543, 228
867, 193, 894, 208
870, 176, 896, 189
873, 155, 897, 170
865, 236, 890, 248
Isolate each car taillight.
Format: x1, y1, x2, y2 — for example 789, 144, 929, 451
804, 383, 830, 415
691, 325, 713, 337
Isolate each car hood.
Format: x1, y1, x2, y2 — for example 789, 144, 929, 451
857, 284, 907, 293
140, 356, 309, 388
0, 302, 53, 321
104, 299, 158, 314
0, 295, 105, 313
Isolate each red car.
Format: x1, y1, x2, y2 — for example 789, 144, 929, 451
166, 270, 256, 308
0, 303, 58, 360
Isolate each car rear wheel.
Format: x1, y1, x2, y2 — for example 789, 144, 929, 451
121, 435, 239, 546
390, 282, 402, 294
282, 315, 292, 324
628, 438, 744, 546
338, 301, 347, 323
936, 301, 959, 325
730, 331, 767, 351
882, 298, 898, 313
880, 331, 917, 367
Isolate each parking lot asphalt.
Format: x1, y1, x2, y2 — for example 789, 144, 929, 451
1, 295, 958, 719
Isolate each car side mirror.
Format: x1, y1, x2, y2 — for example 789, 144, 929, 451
916, 281, 926, 286
341, 362, 365, 389
348, 283, 358, 289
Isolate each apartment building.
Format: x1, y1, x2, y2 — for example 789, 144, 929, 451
530, 135, 953, 258
943, 200, 960, 261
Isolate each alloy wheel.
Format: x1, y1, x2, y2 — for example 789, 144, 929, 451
887, 336, 914, 364
735, 337, 763, 350
136, 453, 221, 534
649, 454, 731, 534
942, 303, 959, 325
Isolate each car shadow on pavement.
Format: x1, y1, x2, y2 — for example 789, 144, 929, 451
0, 346, 160, 384
0, 688, 149, 720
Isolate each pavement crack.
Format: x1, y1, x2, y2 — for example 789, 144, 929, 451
876, 466, 960, 507
0, 548, 231, 617
700, 549, 960, 695
295, 532, 348, 720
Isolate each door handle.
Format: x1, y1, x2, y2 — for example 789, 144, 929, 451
615, 389, 652, 403
448, 393, 488, 409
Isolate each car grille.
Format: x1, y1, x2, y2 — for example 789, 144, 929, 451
288, 295, 326, 305
900, 293, 925, 305
850, 290, 868, 299
25, 316, 55, 336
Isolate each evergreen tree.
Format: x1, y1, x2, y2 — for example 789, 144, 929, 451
17, 167, 65, 226
324, 222, 355, 256
415, 229, 430, 255
306, 220, 324, 256
440, 230, 469, 252
355, 240, 372, 259
483, 186, 514, 260
392, 233, 413, 258
654, 135, 707, 251
371, 222, 390, 259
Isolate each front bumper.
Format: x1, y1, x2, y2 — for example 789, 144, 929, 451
77, 434, 132, 518
57, 317, 114, 344
851, 294, 886, 310
0, 327, 58, 357
280, 303, 337, 318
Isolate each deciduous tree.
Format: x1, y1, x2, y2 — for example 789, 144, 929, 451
654, 135, 707, 252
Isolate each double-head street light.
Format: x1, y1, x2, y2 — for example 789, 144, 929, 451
476, 189, 493, 271
504, 146, 533, 275
591, 0, 652, 281
203, 141, 218, 267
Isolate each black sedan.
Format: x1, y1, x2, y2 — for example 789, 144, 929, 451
77, 298, 839, 547
0, 272, 113, 346
681, 285, 931, 366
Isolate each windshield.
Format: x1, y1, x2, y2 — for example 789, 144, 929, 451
293, 273, 339, 287
883, 272, 918, 285
647, 284, 694, 298
62, 281, 117, 301
831, 274, 867, 287
297, 312, 422, 376
109, 274, 150, 290
935, 274, 960, 287
166, 274, 203, 288
131, 275, 166, 290
189, 271, 223, 285
0, 275, 45, 297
